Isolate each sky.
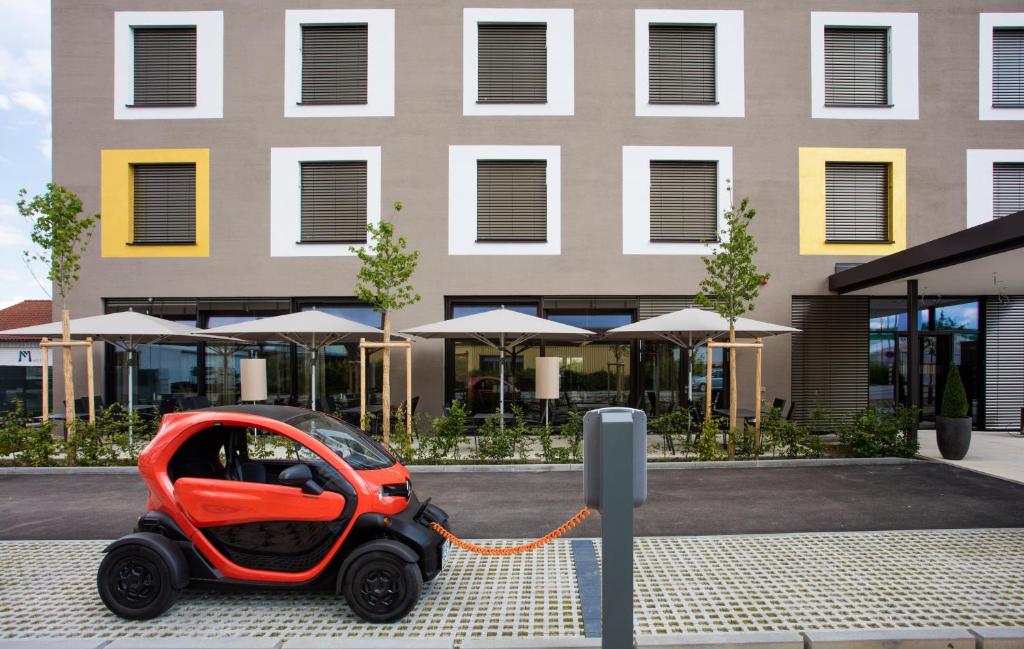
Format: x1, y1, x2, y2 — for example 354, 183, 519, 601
0, 0, 52, 310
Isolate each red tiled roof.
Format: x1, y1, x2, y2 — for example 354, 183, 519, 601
0, 299, 53, 342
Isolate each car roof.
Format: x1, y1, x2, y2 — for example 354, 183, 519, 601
193, 404, 314, 424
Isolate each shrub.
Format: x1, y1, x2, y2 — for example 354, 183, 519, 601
940, 362, 969, 418
423, 400, 468, 461
696, 417, 724, 461
388, 405, 418, 463
757, 403, 823, 459
560, 410, 583, 462
474, 406, 528, 463
648, 408, 692, 456
837, 405, 919, 458
0, 403, 57, 467
61, 405, 158, 466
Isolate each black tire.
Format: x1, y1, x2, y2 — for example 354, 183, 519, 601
97, 543, 182, 619
342, 551, 423, 623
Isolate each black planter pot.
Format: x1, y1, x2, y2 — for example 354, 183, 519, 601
935, 416, 972, 460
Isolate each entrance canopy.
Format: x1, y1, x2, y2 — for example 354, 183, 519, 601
829, 211, 1024, 295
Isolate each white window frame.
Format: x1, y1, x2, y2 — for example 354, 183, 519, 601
634, 10, 745, 118
979, 13, 1024, 121
622, 146, 732, 255
449, 145, 561, 255
810, 12, 918, 120
462, 8, 574, 116
284, 10, 395, 118
114, 11, 223, 120
966, 149, 1024, 227
270, 147, 381, 257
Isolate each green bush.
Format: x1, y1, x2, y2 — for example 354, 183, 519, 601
0, 403, 57, 466
388, 405, 419, 463
62, 404, 158, 466
560, 410, 583, 462
474, 406, 528, 463
696, 417, 724, 461
837, 404, 919, 458
757, 403, 824, 459
940, 362, 969, 418
648, 408, 692, 456
422, 400, 468, 461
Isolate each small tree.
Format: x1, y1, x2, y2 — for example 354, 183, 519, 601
695, 192, 769, 459
351, 202, 420, 446
940, 362, 969, 419
18, 184, 97, 450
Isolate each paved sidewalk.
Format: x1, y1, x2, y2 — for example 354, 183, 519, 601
2, 529, 1023, 646
919, 429, 1024, 485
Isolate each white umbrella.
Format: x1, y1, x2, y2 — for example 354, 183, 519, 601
203, 309, 383, 410
401, 307, 594, 424
0, 310, 241, 437
603, 308, 800, 402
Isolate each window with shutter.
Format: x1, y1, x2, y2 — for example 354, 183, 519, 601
648, 24, 716, 105
994, 162, 1024, 219
825, 162, 890, 243
132, 163, 196, 244
300, 161, 368, 243
824, 27, 889, 107
476, 160, 547, 242
477, 23, 547, 104
300, 24, 368, 105
993, 28, 1024, 108
649, 160, 718, 242
132, 27, 197, 107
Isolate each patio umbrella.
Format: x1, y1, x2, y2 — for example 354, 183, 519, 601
203, 309, 383, 410
401, 307, 594, 425
602, 308, 799, 402
0, 310, 242, 437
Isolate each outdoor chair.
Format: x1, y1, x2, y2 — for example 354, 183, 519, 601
646, 390, 659, 416
785, 401, 797, 420
772, 397, 787, 413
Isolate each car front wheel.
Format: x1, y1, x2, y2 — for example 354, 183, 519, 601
342, 550, 423, 623
97, 543, 182, 620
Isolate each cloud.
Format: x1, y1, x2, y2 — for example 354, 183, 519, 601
0, 296, 28, 310
0, 48, 49, 91
38, 137, 50, 160
11, 90, 47, 115
0, 94, 8, 110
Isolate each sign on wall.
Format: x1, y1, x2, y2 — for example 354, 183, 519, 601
0, 348, 51, 367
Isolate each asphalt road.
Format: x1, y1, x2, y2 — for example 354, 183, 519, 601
2, 462, 1023, 540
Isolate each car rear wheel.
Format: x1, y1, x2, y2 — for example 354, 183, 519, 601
97, 544, 182, 619
342, 551, 422, 623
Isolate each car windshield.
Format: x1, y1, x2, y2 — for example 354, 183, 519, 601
285, 412, 395, 470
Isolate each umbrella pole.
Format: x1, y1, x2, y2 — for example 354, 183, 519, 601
312, 348, 317, 411
128, 348, 134, 446
499, 332, 505, 430
687, 333, 694, 404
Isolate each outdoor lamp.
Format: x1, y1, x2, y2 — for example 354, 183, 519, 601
536, 357, 560, 426
240, 358, 267, 402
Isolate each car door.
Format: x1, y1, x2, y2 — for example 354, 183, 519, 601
172, 428, 352, 574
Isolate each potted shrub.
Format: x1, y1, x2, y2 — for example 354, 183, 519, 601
936, 362, 972, 460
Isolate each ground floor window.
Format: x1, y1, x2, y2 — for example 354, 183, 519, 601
0, 364, 50, 416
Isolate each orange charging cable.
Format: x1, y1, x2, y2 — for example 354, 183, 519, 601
430, 506, 591, 556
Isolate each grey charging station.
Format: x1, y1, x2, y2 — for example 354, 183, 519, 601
583, 407, 647, 649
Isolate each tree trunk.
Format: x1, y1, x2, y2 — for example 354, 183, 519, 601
62, 308, 77, 464
727, 323, 736, 461
381, 311, 391, 446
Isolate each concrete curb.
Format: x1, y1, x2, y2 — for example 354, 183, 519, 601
283, 639, 454, 649
0, 641, 110, 649
635, 631, 804, 648
802, 627, 976, 648
105, 640, 281, 649
970, 627, 1024, 648
0, 457, 920, 476
461, 639, 600, 648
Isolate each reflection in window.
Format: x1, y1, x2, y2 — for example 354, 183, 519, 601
453, 342, 538, 416
452, 304, 538, 318
300, 305, 382, 328
298, 343, 383, 414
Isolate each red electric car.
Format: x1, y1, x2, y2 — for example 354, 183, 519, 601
97, 405, 449, 622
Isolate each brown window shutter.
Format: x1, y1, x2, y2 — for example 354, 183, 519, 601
301, 24, 369, 105
300, 161, 368, 243
132, 27, 197, 107
476, 160, 547, 242
994, 162, 1024, 219
477, 23, 547, 104
132, 163, 197, 244
993, 28, 1024, 108
650, 160, 718, 242
649, 24, 716, 105
825, 162, 890, 243
824, 27, 889, 107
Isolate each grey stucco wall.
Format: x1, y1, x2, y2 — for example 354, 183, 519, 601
51, 0, 1024, 417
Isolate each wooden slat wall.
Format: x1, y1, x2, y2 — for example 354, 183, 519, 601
993, 163, 1024, 219
132, 27, 197, 107
300, 161, 368, 243
301, 24, 368, 105
637, 297, 694, 320
477, 23, 547, 104
476, 160, 547, 241
132, 163, 197, 244
649, 24, 716, 105
650, 160, 718, 242
824, 27, 888, 107
791, 296, 869, 428
985, 298, 1024, 431
825, 162, 890, 242
993, 28, 1024, 108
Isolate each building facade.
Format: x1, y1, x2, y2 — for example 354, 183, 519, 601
52, 1, 1024, 429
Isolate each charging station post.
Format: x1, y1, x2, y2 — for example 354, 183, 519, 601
583, 408, 647, 649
